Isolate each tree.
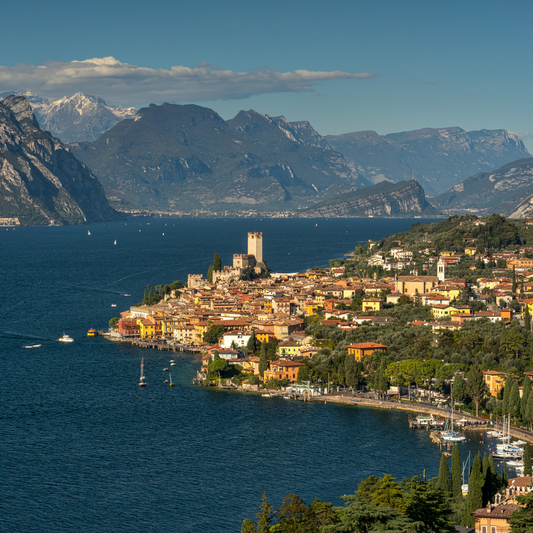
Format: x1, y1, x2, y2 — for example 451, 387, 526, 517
466, 364, 487, 417
241, 519, 256, 533
526, 396, 533, 431
509, 381, 521, 423
370, 474, 404, 511
109, 316, 119, 329
256, 493, 273, 533
510, 492, 533, 533
209, 354, 228, 380
452, 375, 468, 404
503, 375, 513, 416
462, 453, 483, 527
247, 331, 256, 352
259, 343, 268, 377
437, 454, 451, 494
522, 377, 531, 421
526, 305, 531, 332
402, 476, 454, 532
525, 445, 532, 477
213, 253, 222, 272
203, 324, 226, 344
345, 353, 360, 390
276, 494, 307, 531
451, 444, 462, 500
207, 264, 214, 283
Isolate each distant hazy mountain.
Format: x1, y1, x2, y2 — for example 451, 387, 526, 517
326, 127, 530, 195
71, 104, 367, 211
0, 91, 137, 143
432, 157, 533, 217
298, 179, 439, 218
0, 95, 120, 225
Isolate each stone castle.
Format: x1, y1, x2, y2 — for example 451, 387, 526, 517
188, 232, 268, 288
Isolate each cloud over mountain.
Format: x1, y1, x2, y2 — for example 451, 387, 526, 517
0, 57, 375, 106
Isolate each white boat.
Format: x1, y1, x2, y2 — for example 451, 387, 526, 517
487, 430, 505, 438
170, 362, 176, 366
506, 460, 524, 467
441, 408, 465, 442
58, 334, 74, 343
114, 240, 116, 245
88, 231, 91, 235
139, 358, 146, 387
24, 344, 41, 348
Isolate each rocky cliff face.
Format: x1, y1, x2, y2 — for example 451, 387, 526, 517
0, 95, 120, 225
326, 127, 530, 195
432, 157, 533, 217
298, 179, 439, 217
0, 92, 137, 143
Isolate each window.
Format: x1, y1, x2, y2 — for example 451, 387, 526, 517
491, 527, 496, 533
481, 527, 486, 533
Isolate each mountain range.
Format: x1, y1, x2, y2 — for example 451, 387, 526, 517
325, 127, 530, 196
0, 91, 137, 143
0, 95, 120, 225
71, 105, 367, 211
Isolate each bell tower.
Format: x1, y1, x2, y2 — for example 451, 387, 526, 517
437, 258, 445, 282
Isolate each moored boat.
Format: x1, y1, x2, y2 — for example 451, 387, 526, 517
87, 329, 98, 337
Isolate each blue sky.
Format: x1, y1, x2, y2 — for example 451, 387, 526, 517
2, 0, 533, 150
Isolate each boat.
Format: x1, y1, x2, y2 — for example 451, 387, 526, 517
163, 368, 169, 371
58, 334, 74, 343
170, 362, 176, 366
169, 372, 174, 387
111, 304, 116, 307
506, 460, 524, 467
87, 329, 98, 336
24, 344, 41, 348
441, 408, 466, 442
262, 393, 271, 397
139, 358, 146, 387
88, 231, 91, 235
114, 240, 116, 245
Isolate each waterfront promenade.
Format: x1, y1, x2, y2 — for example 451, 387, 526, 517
318, 393, 533, 443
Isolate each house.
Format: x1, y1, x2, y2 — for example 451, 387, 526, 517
431, 304, 471, 320
209, 348, 244, 361
219, 330, 253, 349
472, 500, 520, 533
118, 317, 140, 337
483, 370, 505, 397
362, 297, 383, 312
263, 360, 305, 383
347, 342, 387, 362
278, 340, 300, 358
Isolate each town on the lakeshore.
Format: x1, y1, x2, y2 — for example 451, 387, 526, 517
108, 214, 533, 531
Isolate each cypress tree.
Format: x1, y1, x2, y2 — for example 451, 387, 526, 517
213, 253, 222, 272
469, 453, 483, 513
509, 381, 521, 422
207, 264, 214, 283
527, 396, 533, 431
259, 343, 268, 377
502, 468, 508, 489
502, 375, 513, 415
451, 444, 462, 500
345, 353, 359, 389
526, 305, 531, 332
437, 454, 451, 494
241, 519, 257, 533
522, 377, 532, 421
482, 453, 491, 506
246, 331, 256, 353
525, 445, 532, 477
512, 266, 517, 293
256, 493, 273, 533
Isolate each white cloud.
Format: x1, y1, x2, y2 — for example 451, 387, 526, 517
0, 57, 375, 106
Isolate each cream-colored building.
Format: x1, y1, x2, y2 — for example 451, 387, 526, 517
395, 276, 439, 296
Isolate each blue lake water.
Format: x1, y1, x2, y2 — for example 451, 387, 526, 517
0, 217, 495, 532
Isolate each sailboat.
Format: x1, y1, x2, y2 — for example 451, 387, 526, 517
169, 372, 174, 387
441, 408, 466, 442
88, 230, 91, 235
139, 358, 147, 387
114, 240, 117, 245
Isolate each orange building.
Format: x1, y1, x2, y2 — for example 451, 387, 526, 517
263, 360, 304, 383
347, 342, 387, 362
472, 501, 519, 533
483, 370, 505, 397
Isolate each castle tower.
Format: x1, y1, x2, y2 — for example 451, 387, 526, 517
248, 232, 263, 263
437, 258, 445, 282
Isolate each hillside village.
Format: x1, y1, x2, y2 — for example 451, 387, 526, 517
114, 216, 533, 418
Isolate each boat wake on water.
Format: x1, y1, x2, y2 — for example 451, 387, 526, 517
0, 331, 57, 342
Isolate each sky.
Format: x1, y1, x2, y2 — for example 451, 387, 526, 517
1, 0, 533, 151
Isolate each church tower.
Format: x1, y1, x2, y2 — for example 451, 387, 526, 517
248, 232, 263, 263
437, 258, 445, 282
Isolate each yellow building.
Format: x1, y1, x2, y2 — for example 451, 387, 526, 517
362, 298, 383, 312
256, 332, 271, 344
305, 302, 319, 316
278, 341, 300, 357
464, 247, 477, 256
431, 304, 471, 320
395, 276, 439, 296
483, 371, 505, 397
434, 286, 462, 301
139, 317, 156, 339
347, 342, 387, 362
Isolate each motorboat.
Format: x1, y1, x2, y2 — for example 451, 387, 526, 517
87, 329, 98, 337
59, 334, 74, 343
24, 344, 41, 348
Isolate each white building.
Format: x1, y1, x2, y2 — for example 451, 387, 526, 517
219, 330, 253, 349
